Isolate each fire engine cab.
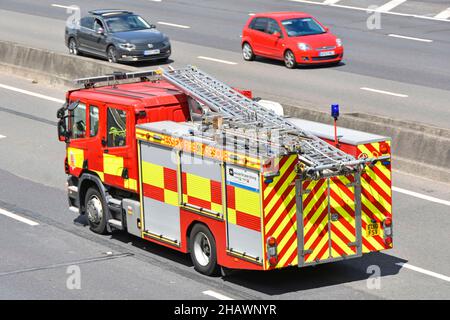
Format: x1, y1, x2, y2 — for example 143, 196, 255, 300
57, 66, 393, 275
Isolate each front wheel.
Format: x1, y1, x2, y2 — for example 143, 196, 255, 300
107, 46, 118, 63
242, 42, 255, 61
189, 224, 218, 276
85, 187, 108, 234
284, 50, 297, 69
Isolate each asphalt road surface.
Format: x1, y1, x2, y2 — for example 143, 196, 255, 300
0, 72, 449, 300
0, 0, 449, 300
0, 0, 450, 128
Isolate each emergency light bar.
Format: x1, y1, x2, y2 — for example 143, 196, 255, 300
75, 70, 161, 88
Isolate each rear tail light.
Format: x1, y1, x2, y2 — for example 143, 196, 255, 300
383, 218, 393, 246
380, 142, 390, 154
384, 218, 392, 227
384, 236, 393, 246
266, 237, 278, 266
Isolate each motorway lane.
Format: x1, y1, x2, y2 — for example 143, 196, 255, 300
0, 73, 449, 299
0, 1, 450, 128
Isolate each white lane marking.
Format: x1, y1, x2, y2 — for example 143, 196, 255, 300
376, 0, 407, 12
289, 0, 450, 23
202, 290, 234, 300
396, 263, 450, 283
197, 56, 238, 65
248, 13, 255, 16
157, 21, 190, 29
0, 84, 65, 104
434, 8, 450, 20
393, 186, 450, 207
360, 87, 408, 98
388, 34, 433, 43
0, 135, 5, 139
51, 4, 77, 9
323, 0, 341, 4
0, 208, 39, 226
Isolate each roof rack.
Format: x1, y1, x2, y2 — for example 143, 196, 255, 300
88, 9, 133, 16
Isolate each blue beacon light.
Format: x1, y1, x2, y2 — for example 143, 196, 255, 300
331, 104, 340, 120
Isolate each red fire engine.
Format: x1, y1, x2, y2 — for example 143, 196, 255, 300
57, 67, 393, 275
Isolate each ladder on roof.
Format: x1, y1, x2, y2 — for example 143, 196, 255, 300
161, 66, 368, 177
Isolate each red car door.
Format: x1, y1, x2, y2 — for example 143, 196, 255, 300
260, 18, 285, 59
248, 17, 269, 55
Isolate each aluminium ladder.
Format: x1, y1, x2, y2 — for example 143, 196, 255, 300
161, 66, 368, 177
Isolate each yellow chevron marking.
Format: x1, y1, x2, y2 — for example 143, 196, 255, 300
272, 205, 297, 239
361, 194, 385, 221
277, 220, 297, 249
376, 162, 391, 182
302, 181, 327, 214
364, 167, 391, 198
331, 231, 354, 256
278, 239, 298, 267
263, 155, 296, 199
305, 213, 328, 249
304, 197, 328, 237
265, 188, 296, 232
331, 219, 355, 243
265, 170, 297, 215
361, 178, 391, 213
306, 235, 329, 263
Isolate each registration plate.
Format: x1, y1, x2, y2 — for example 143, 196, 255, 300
366, 222, 380, 237
144, 49, 160, 56
319, 50, 335, 57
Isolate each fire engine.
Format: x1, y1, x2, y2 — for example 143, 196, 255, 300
57, 66, 393, 275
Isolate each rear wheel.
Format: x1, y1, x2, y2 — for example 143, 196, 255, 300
242, 42, 255, 61
107, 45, 118, 63
68, 38, 79, 55
189, 224, 218, 276
85, 187, 108, 234
284, 50, 297, 69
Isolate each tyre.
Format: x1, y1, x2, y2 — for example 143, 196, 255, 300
189, 224, 218, 276
85, 187, 108, 234
284, 50, 297, 69
68, 38, 79, 55
242, 42, 255, 61
107, 45, 118, 63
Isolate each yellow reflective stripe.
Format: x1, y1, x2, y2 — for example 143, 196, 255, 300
305, 215, 328, 248
141, 161, 164, 188
329, 196, 354, 224
331, 230, 354, 256
361, 194, 384, 221
265, 188, 295, 232
186, 173, 211, 201
93, 170, 104, 181
211, 202, 222, 214
364, 167, 391, 198
235, 188, 260, 217
164, 189, 179, 207
103, 154, 124, 176
124, 178, 137, 191
306, 234, 329, 262
303, 196, 328, 237
332, 220, 355, 242
264, 170, 296, 215
272, 205, 296, 239
361, 177, 392, 212
227, 208, 236, 224
277, 237, 297, 267
302, 181, 327, 215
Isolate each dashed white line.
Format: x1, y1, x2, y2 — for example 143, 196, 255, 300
0, 84, 64, 103
51, 4, 78, 10
0, 135, 5, 139
157, 21, 190, 29
393, 186, 450, 207
197, 56, 238, 65
397, 263, 450, 283
376, 0, 407, 13
388, 34, 433, 43
0, 208, 39, 226
434, 7, 450, 20
360, 87, 408, 98
202, 290, 234, 300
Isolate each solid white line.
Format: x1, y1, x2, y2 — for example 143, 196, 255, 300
388, 34, 433, 43
289, 0, 450, 23
376, 0, 407, 12
360, 87, 408, 98
157, 21, 190, 29
397, 263, 450, 283
393, 186, 450, 207
51, 4, 77, 9
0, 208, 39, 226
0, 84, 64, 103
434, 8, 450, 20
323, 0, 341, 5
197, 56, 238, 65
202, 290, 234, 300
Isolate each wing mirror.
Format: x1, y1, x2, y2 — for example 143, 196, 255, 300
324, 26, 329, 32
149, 24, 156, 29
273, 31, 282, 38
97, 27, 105, 35
57, 100, 79, 142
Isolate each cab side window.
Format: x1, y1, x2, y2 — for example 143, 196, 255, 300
107, 108, 127, 147
80, 16, 94, 30
250, 17, 268, 33
70, 102, 86, 139
267, 19, 282, 36
94, 19, 104, 33
89, 105, 99, 137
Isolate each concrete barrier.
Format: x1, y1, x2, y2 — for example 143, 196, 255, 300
1, 40, 449, 182
0, 40, 135, 86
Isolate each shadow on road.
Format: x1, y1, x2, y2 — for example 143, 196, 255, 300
74, 215, 406, 295
253, 56, 346, 70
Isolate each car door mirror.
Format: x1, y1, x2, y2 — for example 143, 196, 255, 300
324, 26, 329, 32
96, 27, 105, 35
57, 118, 69, 142
273, 31, 281, 38
149, 24, 156, 29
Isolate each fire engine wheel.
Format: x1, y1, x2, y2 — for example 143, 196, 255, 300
284, 50, 297, 69
242, 42, 255, 61
189, 224, 218, 276
85, 187, 108, 234
107, 46, 118, 63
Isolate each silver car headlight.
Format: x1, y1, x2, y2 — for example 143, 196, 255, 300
336, 38, 343, 47
297, 43, 312, 51
119, 43, 136, 51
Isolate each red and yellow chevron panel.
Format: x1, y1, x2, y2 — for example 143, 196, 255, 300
302, 178, 330, 264
182, 172, 223, 214
358, 141, 392, 252
262, 154, 298, 269
226, 185, 261, 232
141, 161, 179, 206
329, 175, 357, 258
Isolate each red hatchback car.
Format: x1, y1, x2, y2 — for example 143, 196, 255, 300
242, 12, 343, 68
